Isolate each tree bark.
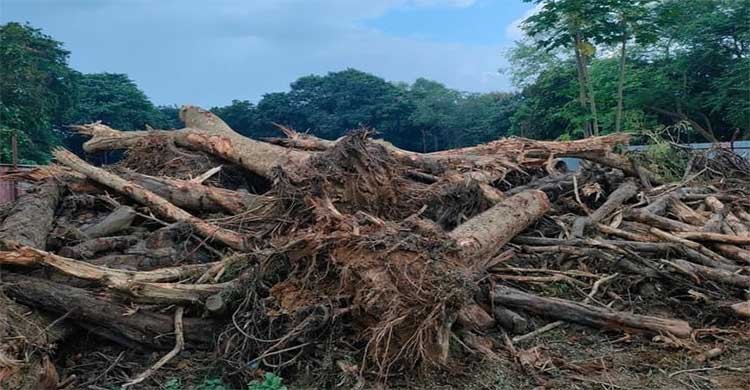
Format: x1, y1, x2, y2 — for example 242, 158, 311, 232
667, 259, 750, 288
58, 234, 141, 259
83, 205, 136, 238
75, 107, 311, 180
121, 170, 275, 214
572, 179, 638, 237
492, 285, 692, 338
0, 180, 61, 248
573, 33, 592, 138
2, 273, 215, 349
449, 190, 550, 259
53, 149, 249, 250
615, 30, 627, 133
0, 246, 217, 286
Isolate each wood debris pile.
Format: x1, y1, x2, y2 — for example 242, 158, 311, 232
0, 105, 748, 389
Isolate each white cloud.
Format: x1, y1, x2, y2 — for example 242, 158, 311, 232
504, 2, 543, 41
3, 0, 509, 106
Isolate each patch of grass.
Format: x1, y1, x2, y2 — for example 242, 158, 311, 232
247, 373, 288, 390
164, 378, 182, 390
195, 378, 231, 390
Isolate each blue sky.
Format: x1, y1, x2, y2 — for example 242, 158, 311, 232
1, 0, 535, 107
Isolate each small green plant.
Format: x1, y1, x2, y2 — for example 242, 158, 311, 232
247, 373, 288, 390
164, 378, 182, 390
196, 377, 230, 390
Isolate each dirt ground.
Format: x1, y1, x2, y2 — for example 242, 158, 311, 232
55, 319, 749, 390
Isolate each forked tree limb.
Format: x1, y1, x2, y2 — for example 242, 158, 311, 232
75, 107, 310, 179
572, 179, 638, 237
53, 148, 249, 250
492, 285, 693, 338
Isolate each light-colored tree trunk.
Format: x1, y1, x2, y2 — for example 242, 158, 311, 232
615, 31, 628, 133
53, 149, 249, 250
573, 34, 592, 138
75, 106, 311, 180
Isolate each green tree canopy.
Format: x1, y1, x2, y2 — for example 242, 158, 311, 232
0, 22, 77, 163
72, 73, 165, 130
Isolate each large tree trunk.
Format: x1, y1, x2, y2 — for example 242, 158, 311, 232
449, 190, 550, 259
615, 30, 627, 133
2, 273, 215, 349
75, 107, 311, 179
492, 285, 692, 338
0, 180, 60, 248
0, 180, 68, 389
53, 149, 249, 250
573, 33, 592, 138
121, 170, 275, 214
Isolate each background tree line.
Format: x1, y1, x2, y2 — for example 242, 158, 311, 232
1, 0, 747, 163
513, 0, 748, 141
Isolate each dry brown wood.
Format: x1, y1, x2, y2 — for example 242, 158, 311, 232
672, 231, 750, 245
712, 244, 750, 264
456, 304, 496, 330
0, 180, 61, 248
572, 179, 638, 237
626, 208, 697, 232
668, 198, 707, 225
665, 259, 750, 288
113, 280, 235, 305
0, 246, 216, 285
122, 307, 185, 388
58, 234, 141, 259
83, 205, 136, 238
492, 285, 692, 338
121, 170, 275, 214
492, 305, 528, 334
2, 273, 215, 349
0, 293, 73, 390
649, 228, 735, 266
449, 190, 550, 259
730, 301, 750, 318
75, 107, 311, 179
53, 148, 249, 250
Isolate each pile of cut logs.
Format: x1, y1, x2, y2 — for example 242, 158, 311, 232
0, 105, 748, 389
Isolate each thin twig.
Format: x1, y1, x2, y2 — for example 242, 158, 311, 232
122, 306, 184, 388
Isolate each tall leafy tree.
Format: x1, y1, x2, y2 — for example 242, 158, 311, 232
72, 73, 165, 130
522, 0, 622, 137
0, 22, 77, 163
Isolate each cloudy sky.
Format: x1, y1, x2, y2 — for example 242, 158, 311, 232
2, 0, 534, 107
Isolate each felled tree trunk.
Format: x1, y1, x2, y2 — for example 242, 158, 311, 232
0, 180, 68, 389
492, 285, 692, 338
53, 149, 249, 250
449, 190, 550, 259
75, 106, 311, 179
121, 170, 275, 214
2, 273, 215, 349
0, 180, 60, 248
